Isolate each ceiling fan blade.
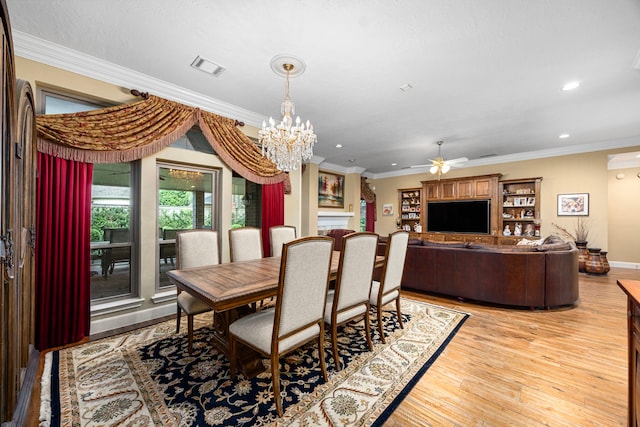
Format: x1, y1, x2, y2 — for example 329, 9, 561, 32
444, 157, 469, 165
410, 158, 438, 168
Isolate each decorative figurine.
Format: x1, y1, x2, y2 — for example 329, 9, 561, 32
524, 223, 534, 236
503, 225, 511, 236
514, 223, 522, 236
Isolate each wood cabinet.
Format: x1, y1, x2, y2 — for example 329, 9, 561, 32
617, 279, 640, 427
499, 178, 542, 239
398, 187, 421, 232
421, 174, 502, 236
0, 3, 37, 422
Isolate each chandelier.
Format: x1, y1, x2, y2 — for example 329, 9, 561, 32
259, 56, 316, 172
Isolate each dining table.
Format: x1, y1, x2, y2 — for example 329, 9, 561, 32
166, 251, 385, 376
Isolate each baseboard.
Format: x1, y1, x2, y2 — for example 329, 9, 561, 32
90, 303, 175, 336
609, 260, 640, 270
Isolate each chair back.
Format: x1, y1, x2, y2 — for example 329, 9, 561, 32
269, 225, 297, 257
378, 230, 410, 295
333, 232, 379, 312
229, 227, 263, 262
176, 229, 220, 269
275, 236, 333, 339
105, 227, 130, 263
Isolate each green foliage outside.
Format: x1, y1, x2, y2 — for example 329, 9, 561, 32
159, 190, 190, 207
91, 207, 130, 241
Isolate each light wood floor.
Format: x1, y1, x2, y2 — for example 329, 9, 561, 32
386, 267, 639, 427
26, 267, 638, 426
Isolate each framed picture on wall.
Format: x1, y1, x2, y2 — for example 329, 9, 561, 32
382, 204, 393, 216
557, 193, 589, 216
318, 171, 345, 208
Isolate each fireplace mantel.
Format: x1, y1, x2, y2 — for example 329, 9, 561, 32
317, 211, 354, 231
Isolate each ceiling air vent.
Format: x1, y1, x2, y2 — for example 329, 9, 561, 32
191, 55, 226, 77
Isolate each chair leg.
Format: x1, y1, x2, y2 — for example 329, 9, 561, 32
364, 309, 373, 351
395, 296, 404, 329
176, 306, 182, 334
377, 305, 386, 344
331, 323, 341, 371
187, 314, 194, 354
272, 353, 283, 417
229, 335, 237, 379
318, 324, 328, 382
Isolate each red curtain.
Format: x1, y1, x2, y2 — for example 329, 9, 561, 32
35, 152, 93, 350
366, 201, 376, 232
261, 181, 285, 256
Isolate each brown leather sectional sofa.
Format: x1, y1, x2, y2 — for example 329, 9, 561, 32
377, 237, 579, 309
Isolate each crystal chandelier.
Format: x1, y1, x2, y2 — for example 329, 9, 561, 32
259, 57, 316, 172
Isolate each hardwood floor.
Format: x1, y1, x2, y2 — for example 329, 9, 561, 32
386, 267, 638, 426
26, 267, 638, 426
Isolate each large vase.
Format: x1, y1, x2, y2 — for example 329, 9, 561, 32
575, 240, 588, 273
600, 251, 611, 274
585, 247, 605, 275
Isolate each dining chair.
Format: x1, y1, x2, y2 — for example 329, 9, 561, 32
324, 231, 379, 370
369, 230, 409, 344
103, 227, 130, 277
229, 236, 333, 417
269, 225, 297, 257
175, 229, 219, 353
229, 226, 263, 262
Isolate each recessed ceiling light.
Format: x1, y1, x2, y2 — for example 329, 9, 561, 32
562, 81, 580, 91
335, 144, 343, 148
399, 84, 413, 92
559, 133, 570, 139
391, 163, 397, 166
348, 159, 356, 163
191, 55, 226, 76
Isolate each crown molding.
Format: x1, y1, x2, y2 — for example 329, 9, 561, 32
12, 30, 266, 128
371, 136, 640, 180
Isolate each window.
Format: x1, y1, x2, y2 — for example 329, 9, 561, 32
91, 163, 136, 300
42, 89, 137, 303
360, 199, 367, 231
231, 174, 261, 229
157, 163, 220, 289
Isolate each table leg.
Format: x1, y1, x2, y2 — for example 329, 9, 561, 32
210, 308, 265, 378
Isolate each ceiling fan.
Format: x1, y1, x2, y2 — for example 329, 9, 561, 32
410, 140, 468, 179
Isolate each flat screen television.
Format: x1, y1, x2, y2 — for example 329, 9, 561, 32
427, 200, 491, 234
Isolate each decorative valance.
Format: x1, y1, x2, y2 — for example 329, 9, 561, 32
36, 94, 287, 185
361, 177, 376, 203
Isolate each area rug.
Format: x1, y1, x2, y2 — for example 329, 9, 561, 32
40, 298, 468, 426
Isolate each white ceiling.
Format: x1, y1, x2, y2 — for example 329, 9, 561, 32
6, 0, 640, 177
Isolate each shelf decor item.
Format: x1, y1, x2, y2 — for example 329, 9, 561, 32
557, 193, 589, 216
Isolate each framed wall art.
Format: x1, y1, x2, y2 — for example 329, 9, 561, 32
382, 204, 393, 216
557, 193, 589, 216
318, 171, 345, 208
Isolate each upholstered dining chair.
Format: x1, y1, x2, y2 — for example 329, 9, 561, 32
369, 230, 409, 344
324, 231, 379, 370
229, 226, 263, 262
229, 236, 334, 417
269, 225, 297, 257
175, 229, 219, 353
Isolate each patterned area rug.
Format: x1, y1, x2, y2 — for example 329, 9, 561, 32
40, 298, 468, 426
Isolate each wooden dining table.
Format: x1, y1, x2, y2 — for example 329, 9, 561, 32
166, 251, 385, 376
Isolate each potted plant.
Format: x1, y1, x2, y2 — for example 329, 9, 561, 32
553, 218, 590, 272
